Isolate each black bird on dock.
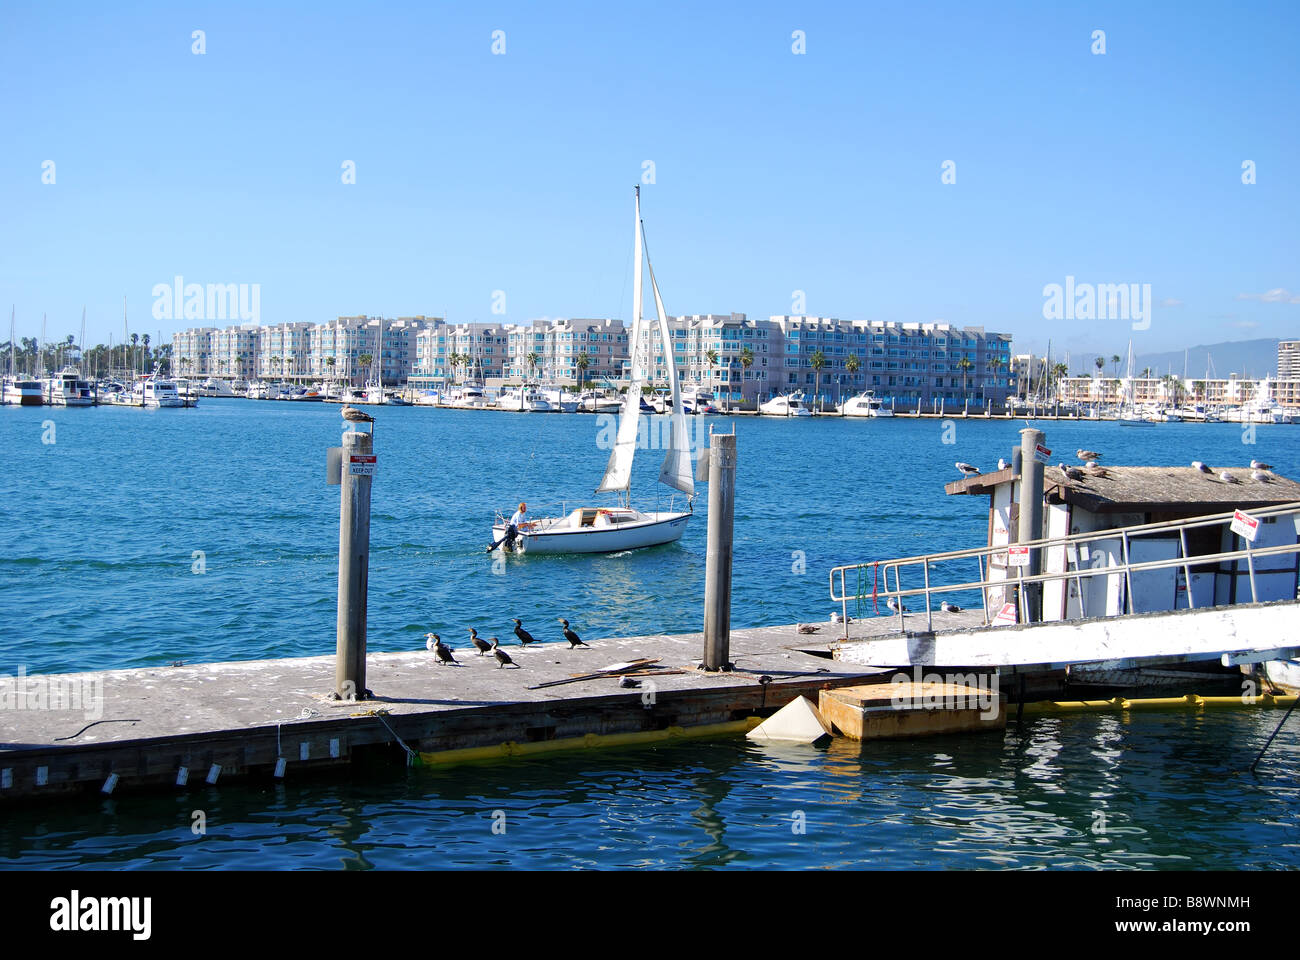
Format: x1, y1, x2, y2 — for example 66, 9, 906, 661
490, 637, 518, 668
512, 619, 541, 646
559, 618, 589, 648
468, 627, 492, 656
426, 633, 458, 665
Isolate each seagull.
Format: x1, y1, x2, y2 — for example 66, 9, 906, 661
618, 676, 641, 689
1077, 449, 1101, 462
955, 462, 980, 477
490, 637, 518, 668
940, 601, 962, 613
1192, 461, 1212, 473
1059, 462, 1085, 481
512, 618, 541, 646
340, 406, 375, 432
425, 632, 457, 665
885, 597, 909, 613
559, 618, 589, 648
1251, 460, 1273, 471
1219, 471, 1239, 484
997, 458, 1008, 471
468, 627, 492, 656
1251, 470, 1271, 483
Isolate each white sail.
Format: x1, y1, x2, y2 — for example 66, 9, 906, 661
645, 247, 694, 495
597, 188, 647, 493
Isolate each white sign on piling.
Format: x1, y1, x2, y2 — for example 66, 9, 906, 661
1007, 545, 1030, 567
1231, 509, 1259, 542
349, 454, 377, 477
1034, 443, 1052, 464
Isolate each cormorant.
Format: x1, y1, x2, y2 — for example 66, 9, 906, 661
559, 619, 589, 648
426, 633, 457, 665
512, 619, 541, 646
490, 637, 518, 668
468, 627, 492, 656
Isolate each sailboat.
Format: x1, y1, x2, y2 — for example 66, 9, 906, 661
488, 186, 695, 554
1117, 339, 1152, 427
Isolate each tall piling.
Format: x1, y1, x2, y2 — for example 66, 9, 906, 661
702, 433, 737, 671
1017, 427, 1045, 623
335, 428, 374, 699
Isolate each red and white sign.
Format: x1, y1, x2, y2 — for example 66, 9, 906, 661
992, 602, 1018, 626
1230, 509, 1259, 542
1034, 443, 1052, 464
349, 454, 377, 477
1007, 544, 1030, 567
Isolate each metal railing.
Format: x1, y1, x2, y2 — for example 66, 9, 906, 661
830, 501, 1300, 636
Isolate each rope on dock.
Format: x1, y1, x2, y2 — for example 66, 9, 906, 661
53, 718, 141, 742
354, 708, 416, 766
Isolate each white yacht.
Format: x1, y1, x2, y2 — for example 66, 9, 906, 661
577, 391, 621, 413
838, 390, 892, 418
498, 385, 552, 412
445, 380, 491, 408
759, 392, 812, 417
489, 186, 693, 555
2, 376, 44, 406
45, 368, 95, 407
132, 377, 185, 408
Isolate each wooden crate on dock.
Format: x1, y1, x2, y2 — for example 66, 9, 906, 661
819, 679, 1005, 741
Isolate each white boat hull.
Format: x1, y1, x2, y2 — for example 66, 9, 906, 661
492, 510, 689, 554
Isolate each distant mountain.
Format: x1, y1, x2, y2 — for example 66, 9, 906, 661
1134, 339, 1281, 380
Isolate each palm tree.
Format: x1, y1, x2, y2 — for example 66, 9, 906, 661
1111, 354, 1122, 376
358, 354, 373, 387
740, 346, 754, 405
1094, 356, 1105, 377
325, 355, 336, 382
957, 356, 974, 400
142, 333, 151, 371
526, 351, 539, 380
810, 349, 827, 412
704, 348, 718, 389
576, 351, 590, 392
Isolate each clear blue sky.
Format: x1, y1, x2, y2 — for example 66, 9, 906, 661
2, 1, 1296, 359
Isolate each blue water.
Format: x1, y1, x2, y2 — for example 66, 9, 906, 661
1, 711, 1298, 869
0, 401, 1296, 673
2, 402, 1299, 871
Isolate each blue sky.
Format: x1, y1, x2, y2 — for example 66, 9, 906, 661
1, 1, 1296, 359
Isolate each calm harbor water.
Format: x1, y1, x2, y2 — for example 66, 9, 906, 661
1, 401, 1298, 869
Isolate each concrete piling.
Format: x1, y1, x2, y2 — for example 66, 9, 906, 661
1017, 428, 1045, 623
335, 429, 374, 699
702, 432, 737, 671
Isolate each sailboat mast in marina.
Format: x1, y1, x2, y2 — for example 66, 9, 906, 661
488, 185, 695, 555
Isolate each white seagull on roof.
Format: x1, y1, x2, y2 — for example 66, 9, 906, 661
1192, 461, 1211, 473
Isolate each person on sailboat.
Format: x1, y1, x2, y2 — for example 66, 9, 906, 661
488, 502, 531, 552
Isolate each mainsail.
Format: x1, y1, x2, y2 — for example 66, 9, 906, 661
595, 185, 695, 497
596, 187, 647, 493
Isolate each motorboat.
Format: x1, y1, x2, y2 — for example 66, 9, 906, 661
837, 390, 892, 418
577, 391, 621, 413
489, 186, 693, 555
132, 376, 186, 408
759, 392, 812, 417
498, 385, 552, 412
45, 368, 95, 406
2, 376, 44, 406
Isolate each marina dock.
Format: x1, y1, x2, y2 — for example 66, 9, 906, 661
0, 618, 922, 802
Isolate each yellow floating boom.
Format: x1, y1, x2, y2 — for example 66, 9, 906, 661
416, 717, 763, 768
1021, 692, 1297, 716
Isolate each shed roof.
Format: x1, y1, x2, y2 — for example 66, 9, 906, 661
946, 465, 1300, 514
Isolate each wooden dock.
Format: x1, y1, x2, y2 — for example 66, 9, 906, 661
0, 615, 964, 802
